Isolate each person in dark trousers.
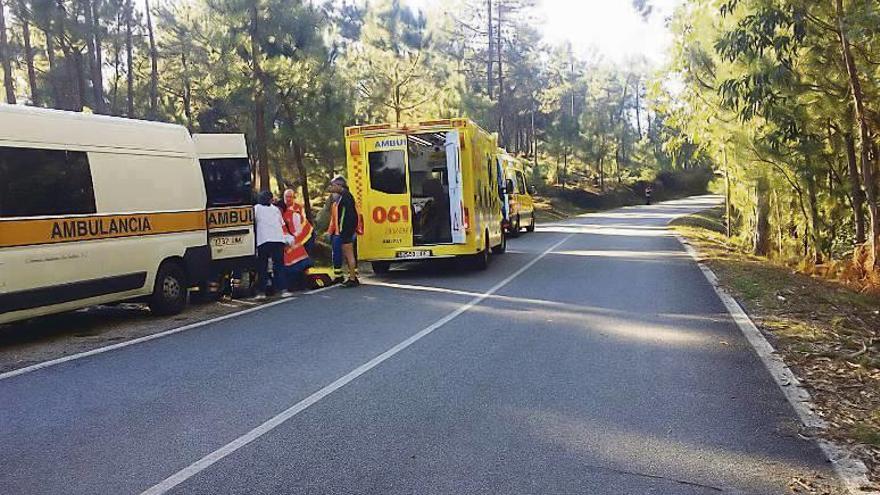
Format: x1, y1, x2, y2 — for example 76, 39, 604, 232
327, 176, 360, 288
254, 190, 289, 299
645, 185, 654, 205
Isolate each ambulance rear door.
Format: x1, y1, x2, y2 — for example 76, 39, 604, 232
362, 135, 414, 258
445, 130, 466, 244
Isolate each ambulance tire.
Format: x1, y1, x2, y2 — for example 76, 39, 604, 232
526, 213, 536, 233
470, 234, 490, 271
371, 261, 391, 275
232, 270, 257, 299
491, 230, 507, 254
509, 215, 521, 238
149, 261, 188, 316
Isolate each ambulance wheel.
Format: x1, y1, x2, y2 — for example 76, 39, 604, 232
526, 213, 536, 233
491, 230, 507, 254
371, 261, 391, 275
471, 235, 490, 270
149, 261, 188, 316
509, 215, 521, 238
232, 270, 257, 299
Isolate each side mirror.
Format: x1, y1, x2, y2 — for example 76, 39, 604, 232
505, 178, 515, 194
528, 185, 538, 195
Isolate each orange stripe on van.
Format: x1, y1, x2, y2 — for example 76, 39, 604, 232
0, 211, 207, 248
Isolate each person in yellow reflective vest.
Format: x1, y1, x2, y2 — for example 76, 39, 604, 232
327, 176, 360, 287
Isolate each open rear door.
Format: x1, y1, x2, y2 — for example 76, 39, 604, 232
445, 130, 466, 244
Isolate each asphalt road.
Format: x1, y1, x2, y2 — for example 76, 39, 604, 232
0, 196, 838, 494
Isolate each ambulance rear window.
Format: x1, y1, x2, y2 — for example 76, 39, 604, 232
368, 150, 406, 194
200, 158, 253, 207
0, 147, 96, 218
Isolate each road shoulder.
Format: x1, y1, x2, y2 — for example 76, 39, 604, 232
671, 206, 879, 494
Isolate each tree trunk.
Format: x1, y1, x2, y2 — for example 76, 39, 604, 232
91, 0, 106, 112
844, 132, 866, 244
83, 0, 101, 112
724, 147, 731, 238
486, 0, 492, 100
635, 80, 642, 140
125, 0, 133, 117
806, 170, 823, 264
110, 6, 121, 114
145, 0, 158, 119
249, 1, 270, 192
753, 176, 771, 256
836, 0, 879, 268
531, 106, 538, 170
44, 25, 61, 107
0, 0, 16, 104
73, 49, 87, 111
19, 2, 40, 105
293, 142, 313, 223
496, 2, 503, 143
181, 52, 193, 131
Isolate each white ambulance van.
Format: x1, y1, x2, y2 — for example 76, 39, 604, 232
0, 105, 211, 324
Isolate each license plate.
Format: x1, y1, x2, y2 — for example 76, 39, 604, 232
211, 235, 245, 247
395, 250, 432, 259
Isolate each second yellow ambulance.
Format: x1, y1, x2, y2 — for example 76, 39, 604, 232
344, 118, 506, 273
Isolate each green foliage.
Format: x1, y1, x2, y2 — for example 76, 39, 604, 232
1, 0, 690, 207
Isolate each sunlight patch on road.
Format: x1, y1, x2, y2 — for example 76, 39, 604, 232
552, 249, 690, 260
517, 408, 825, 493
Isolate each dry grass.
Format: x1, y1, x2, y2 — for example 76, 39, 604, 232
672, 207, 880, 489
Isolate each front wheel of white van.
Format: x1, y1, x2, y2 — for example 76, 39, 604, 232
149, 262, 188, 316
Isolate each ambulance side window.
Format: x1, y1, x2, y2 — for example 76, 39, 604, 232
200, 158, 253, 207
369, 150, 406, 194
0, 146, 96, 218
517, 172, 528, 195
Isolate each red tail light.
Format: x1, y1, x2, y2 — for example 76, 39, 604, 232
463, 206, 470, 231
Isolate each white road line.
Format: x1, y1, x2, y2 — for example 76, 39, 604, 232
673, 231, 876, 494
0, 286, 337, 382
140, 233, 574, 495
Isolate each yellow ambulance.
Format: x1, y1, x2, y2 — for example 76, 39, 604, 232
344, 118, 506, 273
498, 151, 536, 237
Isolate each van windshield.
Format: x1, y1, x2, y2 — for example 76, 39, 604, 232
200, 158, 253, 207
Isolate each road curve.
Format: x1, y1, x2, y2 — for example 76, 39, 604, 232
0, 196, 837, 494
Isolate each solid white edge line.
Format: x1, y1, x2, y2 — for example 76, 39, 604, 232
672, 231, 876, 494
0, 285, 338, 382
140, 233, 574, 495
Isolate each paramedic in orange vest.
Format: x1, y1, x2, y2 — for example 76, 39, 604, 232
280, 188, 315, 290
281, 188, 315, 255
327, 176, 360, 288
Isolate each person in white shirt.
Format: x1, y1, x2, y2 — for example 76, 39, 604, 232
254, 190, 291, 299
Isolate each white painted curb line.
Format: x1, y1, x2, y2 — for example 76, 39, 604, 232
673, 231, 877, 494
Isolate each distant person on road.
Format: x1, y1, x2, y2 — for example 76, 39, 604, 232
254, 190, 290, 299
280, 188, 315, 290
645, 185, 654, 205
327, 176, 360, 288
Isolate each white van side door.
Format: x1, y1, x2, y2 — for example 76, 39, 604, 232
445, 131, 466, 244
